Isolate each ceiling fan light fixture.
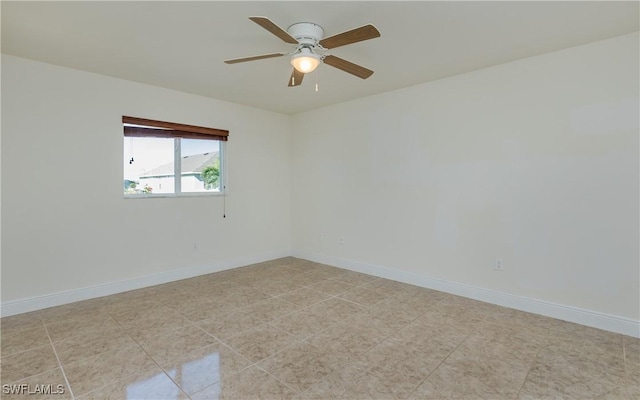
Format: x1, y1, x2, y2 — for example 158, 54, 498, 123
291, 48, 320, 74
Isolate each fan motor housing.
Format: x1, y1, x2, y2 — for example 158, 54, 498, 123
287, 22, 324, 46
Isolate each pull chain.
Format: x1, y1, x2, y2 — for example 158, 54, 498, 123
129, 138, 134, 164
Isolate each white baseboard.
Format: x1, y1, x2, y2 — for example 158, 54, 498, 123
0, 250, 291, 317
293, 251, 640, 338
4, 249, 638, 338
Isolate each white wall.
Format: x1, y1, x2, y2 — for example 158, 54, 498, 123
292, 33, 639, 323
2, 33, 638, 335
1, 55, 292, 309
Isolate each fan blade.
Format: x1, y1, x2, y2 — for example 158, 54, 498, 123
224, 53, 285, 64
249, 17, 298, 44
323, 55, 374, 79
319, 24, 380, 49
288, 68, 304, 87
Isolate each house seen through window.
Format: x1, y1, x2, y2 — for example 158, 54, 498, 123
123, 116, 228, 196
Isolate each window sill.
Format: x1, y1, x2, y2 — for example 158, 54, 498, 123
124, 192, 226, 199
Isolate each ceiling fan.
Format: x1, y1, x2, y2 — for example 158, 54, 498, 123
224, 17, 381, 87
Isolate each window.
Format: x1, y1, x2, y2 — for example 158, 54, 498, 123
123, 116, 228, 197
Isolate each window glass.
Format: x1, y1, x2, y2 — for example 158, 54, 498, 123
181, 139, 221, 193
124, 137, 174, 195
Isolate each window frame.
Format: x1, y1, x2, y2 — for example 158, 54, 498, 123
123, 116, 228, 199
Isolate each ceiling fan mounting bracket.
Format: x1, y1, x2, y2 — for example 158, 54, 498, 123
287, 22, 324, 47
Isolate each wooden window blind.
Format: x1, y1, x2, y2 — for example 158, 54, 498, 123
122, 116, 228, 141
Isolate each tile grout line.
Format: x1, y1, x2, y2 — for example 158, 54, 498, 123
42, 320, 75, 400
189, 316, 267, 383
254, 362, 302, 395
193, 319, 307, 397
286, 301, 426, 399
403, 321, 477, 399
54, 318, 131, 399
107, 313, 193, 400
322, 295, 427, 394
0, 326, 52, 360
509, 321, 557, 397
621, 336, 632, 388
514, 345, 543, 400
173, 301, 316, 397
342, 303, 444, 398
190, 285, 364, 396
189, 316, 291, 397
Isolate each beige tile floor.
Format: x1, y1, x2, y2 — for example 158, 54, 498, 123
1, 257, 638, 399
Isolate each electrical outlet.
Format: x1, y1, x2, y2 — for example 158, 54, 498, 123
494, 258, 503, 271
339, 236, 345, 245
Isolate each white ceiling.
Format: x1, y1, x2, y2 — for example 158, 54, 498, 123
2, 1, 638, 114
